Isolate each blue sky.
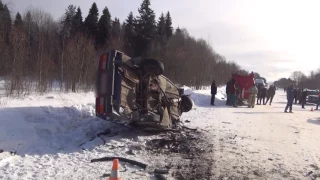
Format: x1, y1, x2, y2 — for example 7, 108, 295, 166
6, 0, 320, 81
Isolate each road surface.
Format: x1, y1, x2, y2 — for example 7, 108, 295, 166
183, 89, 320, 179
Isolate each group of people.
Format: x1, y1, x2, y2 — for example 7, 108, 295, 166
210, 80, 320, 113
256, 83, 276, 105
210, 79, 276, 108
284, 85, 318, 113
210, 79, 238, 107
247, 83, 276, 108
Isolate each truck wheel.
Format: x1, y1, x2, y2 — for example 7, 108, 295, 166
181, 95, 193, 112
140, 59, 164, 76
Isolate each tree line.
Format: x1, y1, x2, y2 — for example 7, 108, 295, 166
274, 70, 320, 90
0, 0, 246, 96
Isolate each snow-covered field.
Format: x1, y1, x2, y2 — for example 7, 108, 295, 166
1, 84, 320, 179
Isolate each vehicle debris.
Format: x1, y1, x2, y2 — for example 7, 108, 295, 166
154, 173, 167, 180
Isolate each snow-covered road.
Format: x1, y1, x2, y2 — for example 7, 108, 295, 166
1, 87, 320, 179
183, 88, 320, 179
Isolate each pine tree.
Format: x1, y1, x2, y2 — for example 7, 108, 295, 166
71, 7, 83, 34
175, 27, 182, 35
135, 0, 156, 55
14, 12, 23, 27
0, 1, 3, 11
165, 11, 173, 38
156, 12, 166, 41
1, 5, 12, 43
96, 7, 112, 47
84, 2, 99, 39
111, 17, 121, 39
61, 5, 76, 38
124, 12, 135, 56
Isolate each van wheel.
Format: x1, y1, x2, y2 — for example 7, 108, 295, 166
181, 95, 193, 112
140, 59, 164, 76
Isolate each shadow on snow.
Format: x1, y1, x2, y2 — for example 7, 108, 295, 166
0, 106, 151, 157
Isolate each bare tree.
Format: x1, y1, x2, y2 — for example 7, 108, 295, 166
64, 32, 96, 92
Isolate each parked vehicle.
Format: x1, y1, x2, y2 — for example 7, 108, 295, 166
307, 89, 320, 104
255, 78, 266, 87
231, 73, 255, 106
95, 50, 193, 130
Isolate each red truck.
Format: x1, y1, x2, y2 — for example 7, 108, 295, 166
231, 73, 255, 106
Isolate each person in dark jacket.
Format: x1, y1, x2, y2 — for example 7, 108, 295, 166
284, 85, 294, 113
211, 80, 217, 106
301, 89, 308, 109
296, 88, 301, 104
265, 85, 276, 105
256, 84, 262, 105
229, 79, 237, 107
226, 80, 231, 105
260, 86, 267, 105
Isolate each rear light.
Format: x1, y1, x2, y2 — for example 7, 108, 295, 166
96, 97, 105, 114
99, 54, 108, 69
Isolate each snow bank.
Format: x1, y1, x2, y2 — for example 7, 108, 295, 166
0, 92, 110, 155
182, 85, 227, 107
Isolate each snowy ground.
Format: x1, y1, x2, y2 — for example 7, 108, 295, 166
1, 85, 320, 179
183, 88, 320, 179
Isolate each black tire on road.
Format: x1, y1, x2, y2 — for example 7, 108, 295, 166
181, 95, 193, 112
140, 59, 164, 76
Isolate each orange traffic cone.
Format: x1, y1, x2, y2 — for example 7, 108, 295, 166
311, 107, 314, 112
109, 159, 121, 180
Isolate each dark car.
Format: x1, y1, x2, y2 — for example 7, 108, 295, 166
95, 50, 193, 130
307, 89, 320, 104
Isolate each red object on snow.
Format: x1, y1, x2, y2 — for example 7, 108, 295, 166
231, 73, 255, 100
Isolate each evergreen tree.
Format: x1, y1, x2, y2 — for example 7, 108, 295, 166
84, 2, 99, 39
96, 6, 112, 47
71, 7, 83, 34
61, 5, 76, 38
111, 17, 121, 39
134, 0, 156, 56
14, 12, 23, 27
1, 4, 12, 43
156, 12, 166, 41
0, 1, 3, 11
175, 27, 182, 35
124, 12, 135, 56
165, 11, 173, 38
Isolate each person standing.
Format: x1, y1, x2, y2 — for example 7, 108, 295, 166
301, 89, 308, 109
265, 85, 276, 105
226, 80, 231, 105
211, 80, 217, 106
260, 86, 267, 105
248, 84, 258, 108
296, 88, 301, 104
256, 84, 262, 105
293, 88, 298, 104
229, 79, 237, 107
284, 85, 294, 113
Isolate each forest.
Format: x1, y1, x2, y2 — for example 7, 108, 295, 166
0, 0, 247, 96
